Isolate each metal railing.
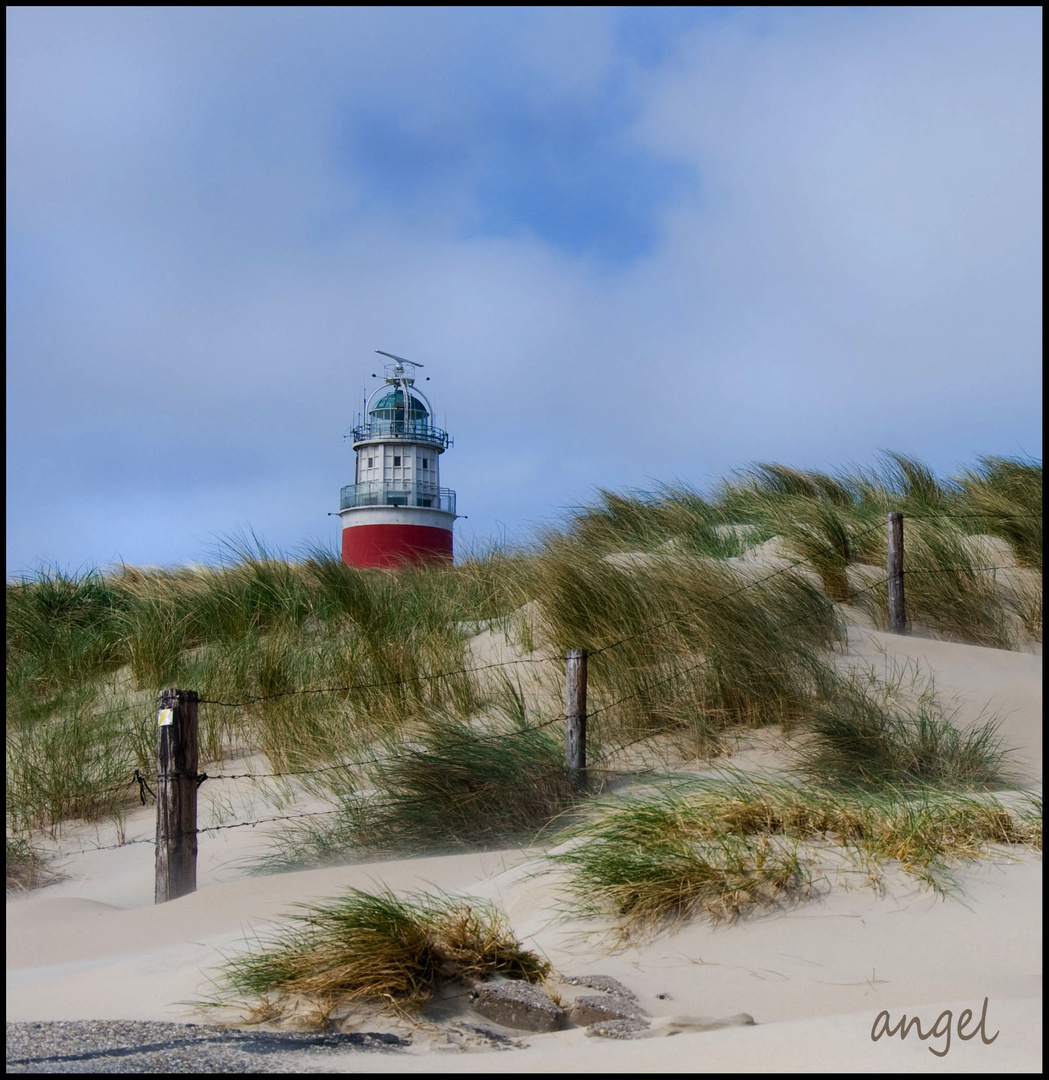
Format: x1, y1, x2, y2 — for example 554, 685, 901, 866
352, 421, 451, 448
340, 481, 456, 514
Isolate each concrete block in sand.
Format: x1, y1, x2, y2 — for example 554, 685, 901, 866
567, 994, 648, 1027
469, 981, 566, 1032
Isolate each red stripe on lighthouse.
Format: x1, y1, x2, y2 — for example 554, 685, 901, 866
342, 523, 453, 568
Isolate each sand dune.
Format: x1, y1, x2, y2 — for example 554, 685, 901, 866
7, 622, 1041, 1072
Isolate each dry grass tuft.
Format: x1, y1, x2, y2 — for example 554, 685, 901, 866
210, 887, 549, 1023
6, 836, 63, 892
551, 775, 1041, 938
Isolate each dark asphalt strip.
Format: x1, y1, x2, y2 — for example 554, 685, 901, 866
6, 1021, 410, 1074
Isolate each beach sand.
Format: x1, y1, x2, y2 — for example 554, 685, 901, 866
6, 622, 1042, 1072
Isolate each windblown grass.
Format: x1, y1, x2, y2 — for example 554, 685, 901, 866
552, 775, 1041, 938
5, 453, 1040, 848
527, 538, 840, 747
564, 484, 767, 558
6, 836, 63, 892
773, 500, 867, 602
554, 822, 811, 935
209, 887, 549, 1022
4, 546, 518, 840
6, 569, 130, 692
957, 456, 1042, 571
6, 703, 145, 833
255, 687, 583, 872
850, 519, 1019, 648
562, 454, 1040, 650
675, 772, 1042, 862
798, 669, 1013, 789
352, 714, 582, 853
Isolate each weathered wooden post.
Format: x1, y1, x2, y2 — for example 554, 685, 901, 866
155, 689, 199, 904
565, 649, 588, 785
887, 512, 906, 634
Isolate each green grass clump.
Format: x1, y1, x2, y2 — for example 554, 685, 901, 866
552, 796, 812, 935
957, 456, 1042, 571
797, 671, 1012, 789
257, 694, 583, 871
552, 776, 1041, 938
354, 709, 582, 853
851, 519, 1019, 648
527, 538, 839, 746
212, 887, 549, 1021
6, 836, 63, 892
6, 705, 143, 833
6, 570, 130, 693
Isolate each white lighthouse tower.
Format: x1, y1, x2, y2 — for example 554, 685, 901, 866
339, 351, 457, 568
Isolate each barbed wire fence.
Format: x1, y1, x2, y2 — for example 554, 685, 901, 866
9, 511, 1040, 894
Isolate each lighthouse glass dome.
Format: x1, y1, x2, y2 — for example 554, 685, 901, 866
369, 388, 428, 427
352, 388, 449, 447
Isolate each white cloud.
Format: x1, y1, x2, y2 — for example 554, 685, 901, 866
6, 7, 1041, 574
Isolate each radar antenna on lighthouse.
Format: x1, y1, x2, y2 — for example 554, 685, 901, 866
375, 348, 422, 372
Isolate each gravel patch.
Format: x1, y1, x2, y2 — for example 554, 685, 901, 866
6, 1021, 409, 1074
559, 975, 639, 1002
585, 1018, 652, 1040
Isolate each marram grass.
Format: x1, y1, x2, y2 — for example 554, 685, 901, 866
551, 775, 1041, 939
350, 710, 583, 853
6, 836, 63, 892
252, 688, 585, 872
5, 454, 1040, 844
209, 887, 549, 1022
849, 518, 1020, 649
957, 456, 1042, 572
6, 704, 144, 834
798, 668, 1013, 789
527, 537, 840, 741
554, 824, 812, 935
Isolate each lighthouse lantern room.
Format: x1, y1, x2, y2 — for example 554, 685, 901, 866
339, 351, 456, 568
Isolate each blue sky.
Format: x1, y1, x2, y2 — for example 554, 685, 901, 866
6, 6, 1042, 576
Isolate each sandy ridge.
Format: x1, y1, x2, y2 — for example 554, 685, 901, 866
6, 619, 1042, 1072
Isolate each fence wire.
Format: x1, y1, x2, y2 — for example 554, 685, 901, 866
10, 553, 1038, 854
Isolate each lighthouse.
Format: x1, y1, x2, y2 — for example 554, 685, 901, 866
339, 351, 457, 568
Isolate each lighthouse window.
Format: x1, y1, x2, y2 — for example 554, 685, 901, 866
393, 455, 401, 467
422, 458, 429, 469
367, 458, 373, 468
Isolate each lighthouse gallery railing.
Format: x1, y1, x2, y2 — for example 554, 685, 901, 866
340, 481, 456, 514
351, 421, 451, 448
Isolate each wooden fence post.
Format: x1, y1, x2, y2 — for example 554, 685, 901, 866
155, 689, 199, 904
887, 512, 906, 634
565, 649, 588, 784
